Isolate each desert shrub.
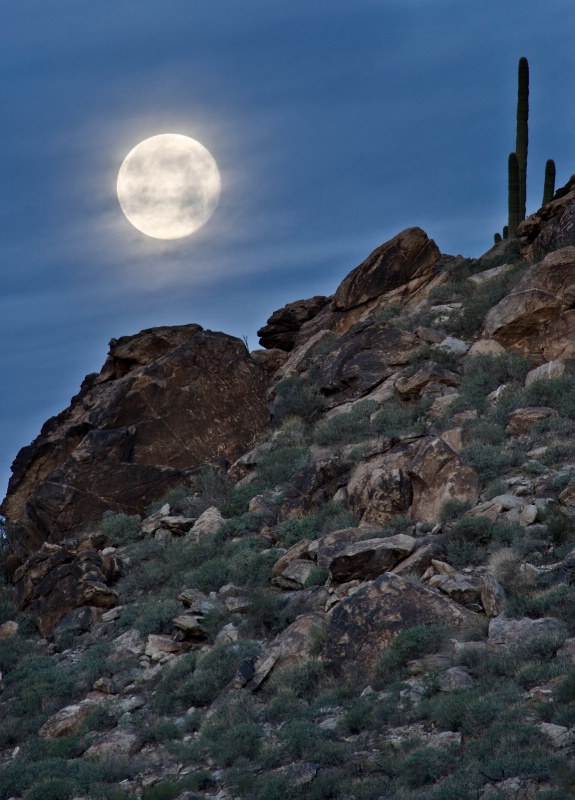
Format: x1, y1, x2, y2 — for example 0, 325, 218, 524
374, 624, 446, 686
371, 397, 431, 437
446, 516, 519, 568
461, 443, 525, 481
398, 745, 459, 789
152, 640, 259, 712
201, 720, 263, 767
507, 584, 575, 631
117, 597, 179, 635
312, 400, 376, 447
304, 565, 329, 587
540, 471, 575, 495
462, 418, 505, 445
3, 653, 77, 717
439, 498, 472, 523
216, 511, 263, 541
278, 501, 358, 547
532, 415, 575, 437
271, 374, 322, 423
409, 344, 461, 370
257, 445, 309, 487
241, 589, 297, 637
23, 778, 79, 800
0, 592, 16, 625
100, 511, 141, 544
540, 441, 575, 466
268, 659, 326, 701
524, 376, 575, 419
226, 542, 278, 586
278, 718, 322, 760
221, 483, 266, 517
544, 509, 575, 545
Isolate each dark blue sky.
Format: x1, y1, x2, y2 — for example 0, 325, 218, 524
2, 1, 574, 497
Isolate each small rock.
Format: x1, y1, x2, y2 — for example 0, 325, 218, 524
438, 666, 474, 691
101, 606, 124, 622
433, 336, 470, 356
0, 621, 19, 638
144, 634, 180, 658
538, 721, 574, 749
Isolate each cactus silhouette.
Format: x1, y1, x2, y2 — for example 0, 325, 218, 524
508, 152, 520, 237
494, 232, 502, 244
516, 57, 529, 221
542, 159, 556, 206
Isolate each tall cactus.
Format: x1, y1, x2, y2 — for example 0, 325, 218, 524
508, 152, 520, 237
516, 57, 529, 221
542, 159, 556, 206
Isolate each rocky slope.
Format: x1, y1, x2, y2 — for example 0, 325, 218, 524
1, 179, 575, 799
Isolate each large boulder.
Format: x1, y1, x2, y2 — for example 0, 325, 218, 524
323, 573, 480, 677
2, 325, 269, 556
14, 540, 121, 636
327, 534, 417, 583
483, 247, 575, 364
518, 176, 575, 261
332, 227, 442, 311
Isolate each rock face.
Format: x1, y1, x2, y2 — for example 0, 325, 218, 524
323, 572, 479, 676
332, 227, 442, 311
257, 296, 329, 351
483, 247, 575, 363
2, 325, 269, 556
14, 540, 121, 636
518, 176, 575, 261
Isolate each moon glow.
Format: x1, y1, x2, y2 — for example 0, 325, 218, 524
117, 134, 221, 239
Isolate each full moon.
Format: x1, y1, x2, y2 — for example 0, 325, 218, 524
116, 134, 221, 239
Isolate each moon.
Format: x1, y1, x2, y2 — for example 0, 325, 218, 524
116, 134, 221, 239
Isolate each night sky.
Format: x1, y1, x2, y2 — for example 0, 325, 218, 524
2, 1, 574, 498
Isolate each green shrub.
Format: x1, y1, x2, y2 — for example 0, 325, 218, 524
257, 446, 310, 488
439, 498, 472, 523
141, 783, 181, 800
371, 398, 431, 438
279, 501, 358, 547
312, 401, 376, 447
23, 778, 79, 800
374, 624, 445, 685
241, 589, 296, 637
462, 443, 525, 481
304, 565, 329, 587
100, 511, 141, 544
268, 659, 326, 701
398, 745, 459, 789
540, 442, 575, 466
118, 597, 179, 635
524, 376, 575, 419
271, 374, 322, 423
462, 418, 505, 445
508, 584, 575, 631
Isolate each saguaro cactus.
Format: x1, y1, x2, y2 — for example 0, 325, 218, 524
542, 159, 556, 206
516, 57, 529, 221
508, 152, 520, 237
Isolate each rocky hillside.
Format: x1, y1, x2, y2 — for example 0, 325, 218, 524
2, 177, 575, 800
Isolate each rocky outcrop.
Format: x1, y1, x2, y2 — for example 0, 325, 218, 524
483, 247, 575, 364
13, 539, 121, 636
332, 227, 442, 311
2, 325, 269, 555
518, 175, 575, 261
323, 572, 480, 676
327, 534, 416, 583
257, 296, 329, 351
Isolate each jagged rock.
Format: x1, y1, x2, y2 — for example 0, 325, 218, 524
39, 696, 104, 739
395, 362, 461, 399
483, 246, 575, 363
249, 348, 289, 382
3, 326, 269, 556
328, 534, 417, 583
433, 336, 470, 357
227, 441, 274, 483
390, 537, 447, 578
505, 406, 558, 436
171, 614, 208, 641
559, 477, 575, 509
427, 570, 483, 609
439, 427, 464, 453
110, 628, 145, 659
85, 727, 142, 758
332, 227, 442, 311
536, 547, 575, 589
415, 326, 445, 344
480, 777, 538, 800
468, 262, 515, 286
323, 572, 480, 677
517, 175, 575, 261
257, 296, 329, 351
273, 329, 336, 381
346, 439, 420, 526
427, 393, 461, 419
275, 761, 319, 787
538, 722, 574, 749
278, 448, 352, 518
312, 525, 382, 568
481, 572, 506, 617
407, 437, 480, 524
272, 540, 313, 578
272, 559, 317, 590
144, 634, 181, 658
14, 544, 120, 636
141, 504, 171, 535
247, 612, 327, 690
178, 588, 226, 615
189, 507, 225, 539
488, 615, 568, 652
313, 320, 418, 409
525, 358, 574, 387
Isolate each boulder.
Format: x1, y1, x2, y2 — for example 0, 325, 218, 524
323, 573, 480, 677
483, 247, 575, 363
332, 228, 442, 312
407, 437, 480, 524
39, 697, 104, 739
272, 559, 317, 590
14, 543, 121, 636
257, 296, 329, 351
467, 339, 505, 357
313, 320, 418, 408
247, 612, 327, 690
249, 348, 289, 382
3, 326, 269, 556
0, 621, 18, 638
505, 406, 558, 436
278, 447, 352, 519
395, 362, 461, 400
85, 727, 142, 758
524, 358, 575, 387
328, 534, 416, 583
313, 526, 382, 568
488, 615, 568, 652
189, 507, 225, 539
346, 439, 420, 526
